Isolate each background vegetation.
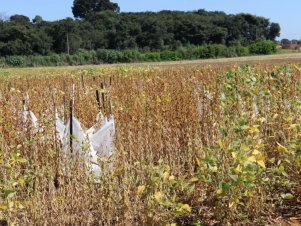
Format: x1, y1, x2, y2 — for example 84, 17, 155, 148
0, 41, 279, 67
0, 0, 280, 67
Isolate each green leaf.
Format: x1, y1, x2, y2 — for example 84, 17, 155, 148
221, 182, 231, 190
161, 200, 172, 207
281, 193, 294, 200
4, 190, 16, 199
188, 184, 195, 194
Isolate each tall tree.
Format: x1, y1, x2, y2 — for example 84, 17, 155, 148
267, 22, 280, 40
32, 15, 43, 24
10, 15, 30, 26
72, 0, 120, 19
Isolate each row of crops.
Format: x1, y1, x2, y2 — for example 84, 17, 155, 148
0, 64, 300, 225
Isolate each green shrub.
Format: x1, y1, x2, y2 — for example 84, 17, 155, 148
249, 40, 277, 55
76, 49, 97, 64
49, 54, 61, 66
238, 45, 249, 56
160, 50, 180, 61
121, 49, 141, 62
96, 49, 123, 63
144, 52, 161, 61
0, 57, 6, 68
5, 56, 25, 67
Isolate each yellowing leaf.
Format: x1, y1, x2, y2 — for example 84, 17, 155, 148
248, 156, 256, 163
54, 196, 65, 202
252, 149, 261, 155
209, 166, 218, 172
249, 126, 260, 134
154, 192, 163, 202
241, 144, 250, 152
18, 178, 25, 186
137, 185, 146, 196
169, 175, 175, 181
277, 143, 288, 153
229, 199, 239, 208
16, 201, 25, 209
181, 204, 192, 212
235, 164, 242, 172
289, 124, 298, 129
216, 188, 223, 195
231, 152, 237, 159
189, 177, 199, 183
196, 157, 201, 167
257, 160, 266, 168
0, 203, 8, 210
229, 201, 235, 208
162, 171, 170, 180
217, 139, 223, 148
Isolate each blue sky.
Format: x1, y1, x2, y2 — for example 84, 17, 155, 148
0, 0, 299, 39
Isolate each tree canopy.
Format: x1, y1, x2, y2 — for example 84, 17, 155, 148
0, 6, 281, 57
72, 0, 120, 19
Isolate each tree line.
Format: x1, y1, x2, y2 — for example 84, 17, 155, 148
0, 0, 280, 65
281, 39, 301, 45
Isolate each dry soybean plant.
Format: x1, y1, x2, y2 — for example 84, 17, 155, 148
0, 64, 300, 225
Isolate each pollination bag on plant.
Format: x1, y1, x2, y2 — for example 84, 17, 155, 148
63, 116, 89, 154
89, 146, 102, 177
55, 110, 65, 143
63, 116, 102, 177
22, 110, 38, 131
90, 115, 115, 158
86, 112, 106, 137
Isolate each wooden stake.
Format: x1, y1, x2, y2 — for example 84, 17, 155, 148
100, 82, 105, 113
96, 90, 101, 112
69, 99, 73, 153
109, 101, 112, 116
8, 81, 11, 92
52, 94, 58, 152
63, 80, 67, 122
81, 74, 86, 93
22, 98, 26, 109
52, 93, 60, 188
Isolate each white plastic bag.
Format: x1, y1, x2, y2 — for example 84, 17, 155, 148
86, 112, 106, 137
63, 116, 102, 177
63, 116, 89, 154
22, 110, 38, 130
55, 110, 65, 143
89, 115, 115, 158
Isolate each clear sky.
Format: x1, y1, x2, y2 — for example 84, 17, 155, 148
0, 0, 299, 40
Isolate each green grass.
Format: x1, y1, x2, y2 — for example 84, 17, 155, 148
276, 48, 301, 54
